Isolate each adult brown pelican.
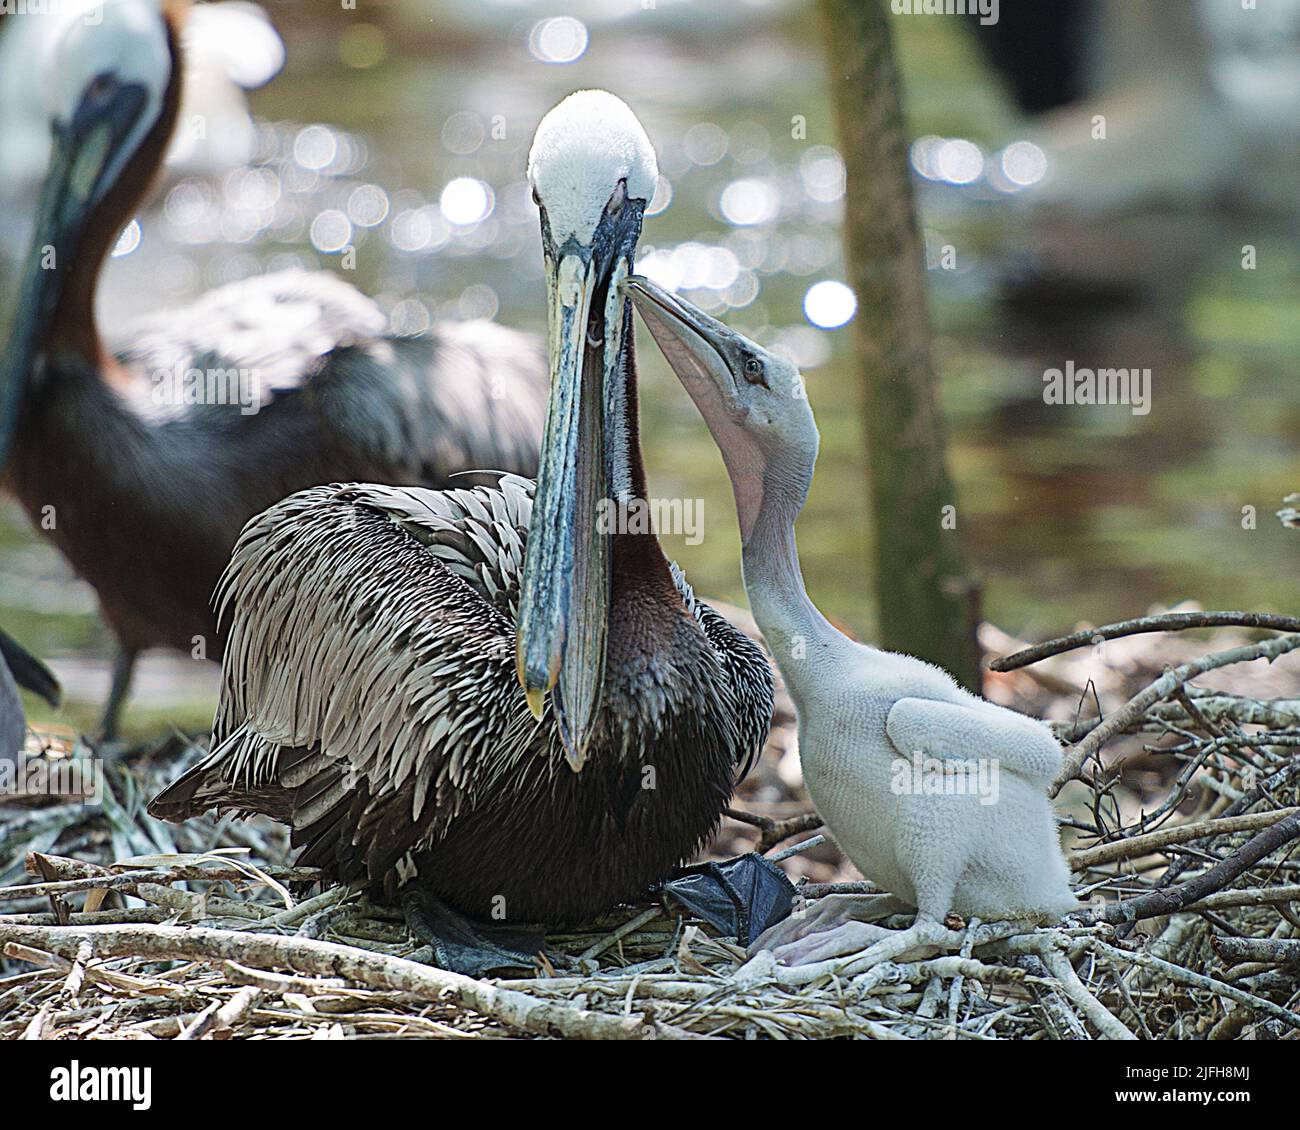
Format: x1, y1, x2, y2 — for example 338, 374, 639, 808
149, 91, 774, 958
0, 0, 546, 738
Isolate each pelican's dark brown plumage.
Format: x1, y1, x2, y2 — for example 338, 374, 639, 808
0, 1, 546, 734
148, 476, 772, 921
149, 90, 775, 927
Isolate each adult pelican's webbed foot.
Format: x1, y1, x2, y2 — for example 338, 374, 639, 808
400, 888, 546, 977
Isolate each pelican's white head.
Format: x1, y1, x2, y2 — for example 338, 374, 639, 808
43, 0, 172, 204
526, 89, 657, 246
0, 0, 174, 469
627, 276, 820, 542
517, 90, 659, 770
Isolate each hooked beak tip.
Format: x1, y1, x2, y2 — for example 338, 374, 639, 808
523, 685, 546, 721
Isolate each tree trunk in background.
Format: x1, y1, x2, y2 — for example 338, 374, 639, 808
818, 0, 982, 690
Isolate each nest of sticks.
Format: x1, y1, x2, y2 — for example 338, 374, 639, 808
1, 610, 1298, 1040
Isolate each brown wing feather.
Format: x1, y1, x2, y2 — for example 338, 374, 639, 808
148, 477, 549, 884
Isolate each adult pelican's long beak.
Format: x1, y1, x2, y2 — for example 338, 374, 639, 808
0, 80, 151, 469
517, 209, 641, 771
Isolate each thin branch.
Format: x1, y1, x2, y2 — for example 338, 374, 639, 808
1142, 759, 1300, 900
990, 612, 1300, 672
725, 808, 824, 853
1210, 937, 1300, 967
1069, 808, 1299, 870
1038, 947, 1136, 1040
769, 835, 826, 862
1074, 810, 1300, 927
1092, 940, 1300, 1031
1052, 696, 1300, 743
0, 923, 708, 1041
1051, 634, 1300, 795
1185, 884, 1300, 912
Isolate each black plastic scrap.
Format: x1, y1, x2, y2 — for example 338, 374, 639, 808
660, 852, 796, 946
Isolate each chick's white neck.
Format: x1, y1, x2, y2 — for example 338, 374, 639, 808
740, 484, 850, 698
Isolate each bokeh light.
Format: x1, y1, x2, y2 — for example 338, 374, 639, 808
293, 125, 338, 171
803, 280, 857, 329
111, 219, 141, 258
439, 177, 494, 226
934, 138, 984, 185
719, 178, 780, 226
347, 184, 390, 227
389, 298, 431, 336
800, 146, 846, 203
390, 207, 450, 254
684, 123, 729, 166
528, 17, 588, 64
309, 209, 352, 253
646, 175, 673, 217
1000, 140, 1048, 187
459, 284, 499, 321
441, 112, 485, 156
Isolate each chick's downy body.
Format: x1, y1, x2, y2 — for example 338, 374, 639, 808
792, 641, 1077, 923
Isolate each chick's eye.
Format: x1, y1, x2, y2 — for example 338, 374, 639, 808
743, 357, 764, 383
531, 186, 541, 207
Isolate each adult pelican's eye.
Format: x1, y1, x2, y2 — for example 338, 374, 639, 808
742, 357, 765, 384
605, 179, 627, 217
86, 73, 115, 102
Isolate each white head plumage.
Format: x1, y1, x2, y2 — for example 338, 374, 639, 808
44, 0, 171, 195
526, 89, 658, 245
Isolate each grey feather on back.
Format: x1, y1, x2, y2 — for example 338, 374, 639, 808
115, 269, 389, 408
334, 475, 534, 620
111, 269, 547, 484
153, 477, 548, 883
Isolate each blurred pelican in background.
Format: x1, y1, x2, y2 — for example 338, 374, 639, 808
969, 0, 1300, 216
0, 0, 547, 739
0, 0, 283, 199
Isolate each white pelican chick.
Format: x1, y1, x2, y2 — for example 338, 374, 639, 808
628, 276, 1079, 968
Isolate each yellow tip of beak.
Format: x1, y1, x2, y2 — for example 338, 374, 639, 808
524, 686, 546, 720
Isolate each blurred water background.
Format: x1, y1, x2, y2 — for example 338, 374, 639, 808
1, 0, 1296, 734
